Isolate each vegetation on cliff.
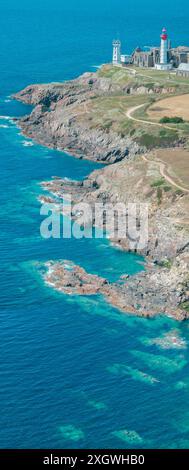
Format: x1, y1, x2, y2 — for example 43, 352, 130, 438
13, 65, 189, 319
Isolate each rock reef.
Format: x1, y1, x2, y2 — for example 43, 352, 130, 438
44, 258, 189, 320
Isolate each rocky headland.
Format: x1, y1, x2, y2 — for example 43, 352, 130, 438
13, 65, 186, 163
13, 73, 139, 163
14, 65, 189, 320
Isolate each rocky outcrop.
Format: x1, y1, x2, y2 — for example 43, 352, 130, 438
13, 67, 189, 320
44, 258, 189, 320
40, 158, 189, 262
13, 68, 180, 163
13, 75, 142, 163
39, 154, 189, 320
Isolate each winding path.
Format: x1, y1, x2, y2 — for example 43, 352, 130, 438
142, 155, 189, 193
126, 103, 178, 131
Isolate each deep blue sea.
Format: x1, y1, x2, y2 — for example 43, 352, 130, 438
1, 0, 189, 449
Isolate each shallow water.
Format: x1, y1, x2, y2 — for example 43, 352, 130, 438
1, 0, 189, 449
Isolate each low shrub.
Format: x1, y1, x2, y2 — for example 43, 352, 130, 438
160, 116, 184, 124
151, 179, 165, 187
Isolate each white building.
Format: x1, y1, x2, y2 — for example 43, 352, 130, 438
112, 40, 121, 65
121, 54, 132, 65
155, 27, 172, 70
177, 63, 189, 77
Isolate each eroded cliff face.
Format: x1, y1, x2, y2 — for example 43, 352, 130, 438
40, 157, 189, 260
13, 74, 140, 163
13, 68, 189, 320
13, 69, 180, 163
39, 155, 189, 320
14, 78, 176, 107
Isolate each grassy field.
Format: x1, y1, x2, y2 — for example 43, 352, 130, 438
65, 64, 189, 149
88, 64, 189, 147
148, 94, 189, 121
83, 94, 178, 147
98, 64, 189, 87
154, 148, 189, 189
94, 65, 189, 228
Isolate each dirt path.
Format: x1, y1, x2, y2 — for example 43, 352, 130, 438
126, 103, 178, 131
142, 154, 189, 193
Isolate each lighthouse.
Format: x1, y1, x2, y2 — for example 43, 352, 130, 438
160, 27, 168, 65
155, 28, 172, 70
112, 40, 121, 65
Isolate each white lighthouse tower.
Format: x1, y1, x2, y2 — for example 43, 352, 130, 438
156, 28, 172, 70
160, 27, 168, 65
112, 40, 121, 65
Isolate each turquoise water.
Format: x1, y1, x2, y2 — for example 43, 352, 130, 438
1, 0, 189, 449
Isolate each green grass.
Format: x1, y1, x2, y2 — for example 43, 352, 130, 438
179, 301, 189, 312
137, 128, 178, 148
151, 178, 165, 187
157, 187, 163, 205
86, 65, 189, 147
100, 120, 114, 132
151, 180, 173, 193
98, 64, 189, 89
163, 185, 172, 192
175, 189, 184, 196
159, 259, 173, 269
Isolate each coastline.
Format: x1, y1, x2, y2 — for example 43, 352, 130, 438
13, 65, 189, 321
39, 163, 189, 321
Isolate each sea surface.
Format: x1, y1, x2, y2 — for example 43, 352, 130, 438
1, 0, 189, 449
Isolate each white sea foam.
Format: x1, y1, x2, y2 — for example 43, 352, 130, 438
92, 64, 103, 69
22, 141, 34, 147
0, 124, 9, 129
0, 115, 11, 120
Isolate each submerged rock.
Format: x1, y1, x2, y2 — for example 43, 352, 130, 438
59, 424, 84, 441
141, 330, 187, 350
112, 429, 143, 445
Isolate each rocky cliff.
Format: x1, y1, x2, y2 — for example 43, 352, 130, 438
13, 66, 189, 320
13, 67, 183, 163
40, 154, 189, 320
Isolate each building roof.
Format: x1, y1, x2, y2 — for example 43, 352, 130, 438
178, 63, 189, 71
171, 46, 189, 54
134, 50, 152, 56
177, 46, 189, 52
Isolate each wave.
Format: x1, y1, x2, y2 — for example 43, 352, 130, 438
21, 140, 34, 147
92, 64, 103, 69
0, 115, 11, 120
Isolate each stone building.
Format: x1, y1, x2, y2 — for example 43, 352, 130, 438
132, 44, 189, 69
132, 48, 154, 67
170, 47, 189, 67
112, 29, 189, 70
176, 63, 189, 77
